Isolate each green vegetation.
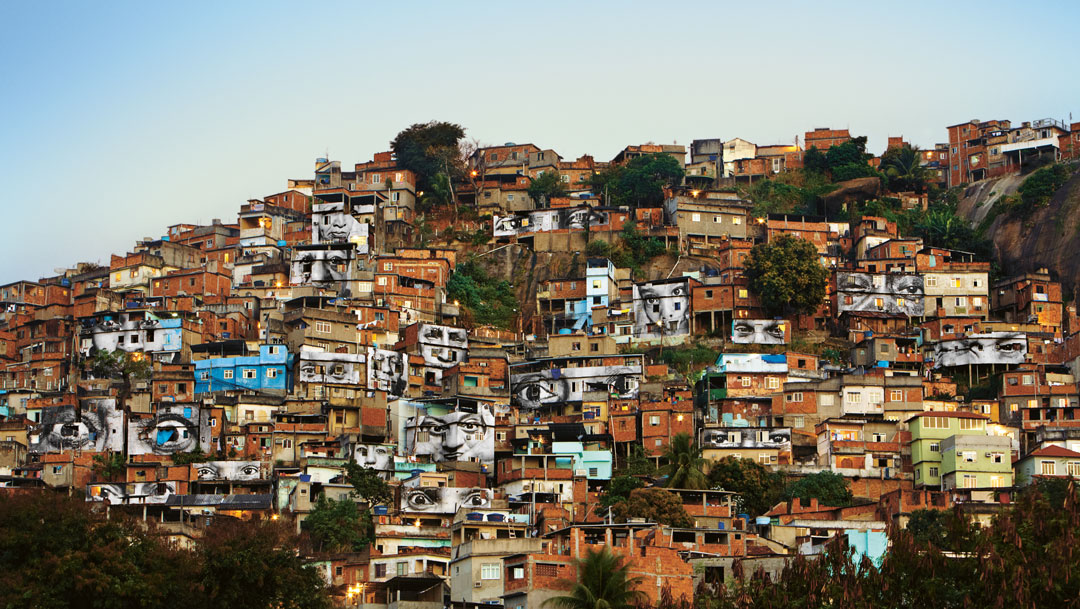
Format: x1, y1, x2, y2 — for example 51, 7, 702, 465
0, 492, 331, 609
742, 170, 837, 216
1017, 163, 1071, 212
345, 460, 393, 505
447, 257, 519, 329
304, 494, 371, 553
619, 443, 657, 477
543, 547, 645, 609
662, 433, 707, 490
589, 153, 684, 208
880, 144, 930, 193
527, 170, 568, 204
804, 137, 884, 185
601, 475, 647, 507
659, 342, 717, 376
785, 470, 853, 507
744, 235, 829, 316
389, 120, 466, 192
91, 451, 125, 479
706, 456, 786, 518
584, 220, 669, 277
612, 488, 693, 527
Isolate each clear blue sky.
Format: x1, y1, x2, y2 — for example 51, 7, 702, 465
3, 0, 1079, 284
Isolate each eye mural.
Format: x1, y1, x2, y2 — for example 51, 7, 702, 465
633, 279, 691, 339
932, 332, 1028, 368
731, 319, 788, 344
192, 461, 262, 481
30, 399, 124, 454
836, 272, 925, 316
492, 206, 611, 237
290, 244, 356, 296
86, 481, 178, 505
702, 427, 792, 449
407, 403, 495, 464
127, 405, 209, 456
399, 486, 493, 514
312, 202, 370, 253
367, 347, 408, 398
353, 443, 395, 471
509, 364, 642, 409
297, 351, 363, 385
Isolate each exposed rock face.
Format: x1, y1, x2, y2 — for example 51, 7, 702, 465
821, 177, 882, 211
961, 168, 1080, 296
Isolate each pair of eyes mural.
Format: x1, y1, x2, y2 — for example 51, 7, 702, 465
509, 365, 641, 409
932, 333, 1027, 368
836, 272, 925, 316
633, 281, 691, 338
30, 400, 123, 454
400, 487, 492, 513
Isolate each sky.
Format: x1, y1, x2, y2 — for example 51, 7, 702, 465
2, 0, 1079, 284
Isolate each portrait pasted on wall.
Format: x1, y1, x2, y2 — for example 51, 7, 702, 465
407, 403, 494, 464
492, 206, 610, 237
702, 427, 791, 449
290, 244, 356, 296
731, 319, 788, 344
418, 323, 468, 369
633, 278, 691, 338
30, 399, 124, 454
367, 347, 407, 398
932, 332, 1027, 368
87, 481, 177, 505
298, 351, 363, 385
836, 272, 925, 316
510, 364, 642, 410
78, 314, 183, 356
312, 202, 370, 253
128, 404, 209, 456
399, 486, 492, 514
192, 461, 262, 481
352, 443, 396, 471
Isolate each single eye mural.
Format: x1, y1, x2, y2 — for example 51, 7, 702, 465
128, 407, 205, 456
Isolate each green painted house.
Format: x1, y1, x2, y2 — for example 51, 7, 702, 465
910, 411, 1010, 489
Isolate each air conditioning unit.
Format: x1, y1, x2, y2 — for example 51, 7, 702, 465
474, 582, 483, 588
574, 469, 588, 477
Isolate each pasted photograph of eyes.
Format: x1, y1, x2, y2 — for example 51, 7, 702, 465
140, 414, 197, 454
889, 276, 925, 296
460, 489, 491, 508
840, 274, 874, 292
732, 320, 786, 344
404, 488, 440, 511
133, 482, 176, 504
513, 375, 568, 408
423, 326, 445, 342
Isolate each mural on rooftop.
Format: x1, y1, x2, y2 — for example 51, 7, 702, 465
633, 279, 691, 339
510, 364, 641, 409
128, 404, 210, 456
406, 403, 494, 464
297, 351, 363, 385
836, 272, 924, 316
493, 206, 610, 237
352, 443, 396, 471
30, 399, 124, 454
932, 332, 1027, 368
367, 347, 408, 398
731, 319, 788, 344
399, 486, 492, 514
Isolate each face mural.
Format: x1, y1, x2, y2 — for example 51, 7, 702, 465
408, 404, 495, 464
291, 245, 355, 295
353, 444, 395, 471
298, 351, 362, 385
312, 202, 370, 253
192, 461, 262, 481
731, 319, 788, 344
702, 428, 791, 449
400, 486, 492, 514
492, 207, 611, 237
30, 399, 124, 454
418, 324, 469, 372
836, 272, 925, 316
633, 279, 691, 339
87, 481, 177, 505
128, 405, 209, 456
367, 347, 407, 398
79, 314, 183, 356
510, 364, 642, 409
933, 332, 1027, 368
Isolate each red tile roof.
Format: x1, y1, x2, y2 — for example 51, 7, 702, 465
1028, 445, 1080, 459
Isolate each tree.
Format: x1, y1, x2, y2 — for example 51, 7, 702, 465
880, 145, 929, 193
593, 153, 684, 208
662, 433, 707, 490
612, 488, 693, 527
802, 146, 829, 175
527, 170, 567, 206
706, 456, 786, 517
785, 471, 853, 507
390, 121, 466, 191
303, 494, 369, 553
88, 348, 152, 458
620, 443, 656, 477
543, 547, 646, 609
744, 234, 829, 316
1017, 163, 1070, 210
447, 257, 519, 329
905, 508, 949, 547
601, 475, 646, 507
345, 459, 392, 505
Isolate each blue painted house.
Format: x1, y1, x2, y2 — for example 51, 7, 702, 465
194, 344, 294, 394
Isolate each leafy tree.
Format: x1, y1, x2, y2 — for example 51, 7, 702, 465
601, 475, 646, 507
389, 121, 466, 191
91, 451, 126, 479
585, 239, 612, 258
880, 145, 929, 193
706, 456, 785, 517
593, 153, 684, 208
171, 447, 209, 466
612, 488, 693, 527
785, 471, 853, 507
1018, 163, 1070, 210
620, 443, 656, 477
662, 433, 707, 490
543, 547, 646, 609
744, 234, 829, 316
527, 170, 567, 206
905, 508, 950, 548
345, 459, 392, 505
447, 257, 519, 329
303, 494, 369, 553
419, 171, 454, 213
802, 146, 829, 175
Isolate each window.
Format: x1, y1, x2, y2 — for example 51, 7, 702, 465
959, 418, 983, 431
705, 290, 713, 299
692, 213, 701, 222
482, 564, 500, 580
991, 453, 1004, 464
846, 392, 861, 403
315, 321, 331, 333
267, 368, 278, 379
1022, 375, 1034, 386
767, 377, 779, 389
650, 416, 660, 426
926, 276, 937, 287
791, 415, 805, 428
732, 217, 741, 225
375, 564, 387, 578
890, 390, 903, 401
1041, 461, 1056, 475
242, 368, 256, 379
738, 289, 748, 299
1068, 462, 1080, 476
199, 371, 209, 380
963, 475, 978, 488
223, 370, 234, 380
929, 466, 939, 478
787, 392, 803, 403
740, 376, 751, 387
929, 442, 940, 452
962, 451, 977, 463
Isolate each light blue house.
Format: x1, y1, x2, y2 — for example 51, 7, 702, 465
194, 344, 294, 394
846, 528, 889, 566
551, 441, 613, 480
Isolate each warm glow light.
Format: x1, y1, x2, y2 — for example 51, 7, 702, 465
677, 414, 684, 421
690, 190, 700, 197
470, 170, 478, 177
414, 519, 421, 527
271, 513, 279, 520
756, 217, 766, 224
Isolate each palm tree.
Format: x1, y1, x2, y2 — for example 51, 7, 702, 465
543, 547, 646, 609
662, 433, 707, 490
881, 145, 929, 194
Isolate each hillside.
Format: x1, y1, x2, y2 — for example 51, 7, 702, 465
959, 165, 1080, 294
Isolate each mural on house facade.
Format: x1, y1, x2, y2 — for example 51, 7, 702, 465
633, 278, 691, 339
128, 404, 210, 456
493, 206, 611, 237
29, 399, 124, 454
367, 347, 408, 398
836, 272, 925, 316
510, 364, 642, 410
932, 332, 1027, 368
399, 486, 493, 514
406, 403, 494, 464
731, 319, 788, 344
297, 351, 363, 385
